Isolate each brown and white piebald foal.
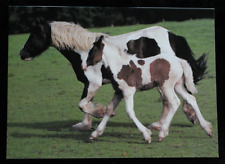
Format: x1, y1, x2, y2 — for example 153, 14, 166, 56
84, 36, 212, 143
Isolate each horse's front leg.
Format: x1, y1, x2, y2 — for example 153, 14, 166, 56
78, 82, 104, 118
72, 83, 93, 131
72, 113, 92, 131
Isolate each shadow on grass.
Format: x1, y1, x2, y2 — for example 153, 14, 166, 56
8, 119, 197, 144
8, 119, 136, 131
8, 119, 194, 131
8, 119, 138, 143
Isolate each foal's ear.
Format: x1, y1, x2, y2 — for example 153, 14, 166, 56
95, 35, 104, 42
94, 35, 104, 48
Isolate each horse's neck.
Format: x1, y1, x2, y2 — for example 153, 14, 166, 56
50, 22, 101, 52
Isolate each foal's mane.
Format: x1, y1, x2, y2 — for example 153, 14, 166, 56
50, 21, 107, 52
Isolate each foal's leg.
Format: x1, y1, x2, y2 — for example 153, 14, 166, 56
158, 87, 181, 141
150, 88, 197, 131
182, 100, 198, 124
89, 93, 123, 139
124, 89, 152, 143
175, 83, 212, 137
150, 88, 170, 131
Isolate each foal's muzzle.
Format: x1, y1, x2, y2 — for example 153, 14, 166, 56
82, 64, 88, 71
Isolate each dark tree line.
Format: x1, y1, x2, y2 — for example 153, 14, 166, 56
9, 7, 214, 34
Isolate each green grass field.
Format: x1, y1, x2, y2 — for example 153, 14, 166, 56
7, 19, 218, 158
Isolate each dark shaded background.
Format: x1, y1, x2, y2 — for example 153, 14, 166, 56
9, 7, 214, 34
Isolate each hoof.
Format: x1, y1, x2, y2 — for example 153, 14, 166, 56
158, 129, 169, 142
150, 125, 161, 131
142, 128, 152, 144
205, 122, 213, 138
111, 111, 116, 117
190, 115, 198, 125
149, 122, 161, 131
89, 136, 96, 140
72, 122, 91, 131
92, 104, 107, 118
208, 132, 213, 138
145, 138, 151, 144
158, 137, 163, 142
202, 122, 213, 138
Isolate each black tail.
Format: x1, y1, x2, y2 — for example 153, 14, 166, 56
168, 32, 207, 84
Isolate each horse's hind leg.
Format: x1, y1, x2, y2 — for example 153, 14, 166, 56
175, 83, 212, 137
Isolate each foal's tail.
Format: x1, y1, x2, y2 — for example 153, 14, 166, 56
180, 60, 198, 94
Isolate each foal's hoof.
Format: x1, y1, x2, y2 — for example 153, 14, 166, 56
208, 132, 213, 138
145, 138, 151, 144
111, 111, 116, 117
142, 128, 152, 144
204, 122, 213, 138
92, 104, 116, 118
149, 122, 161, 131
158, 129, 169, 142
158, 137, 164, 142
92, 104, 107, 118
189, 115, 198, 125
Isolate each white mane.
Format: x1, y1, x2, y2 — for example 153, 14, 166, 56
50, 21, 107, 52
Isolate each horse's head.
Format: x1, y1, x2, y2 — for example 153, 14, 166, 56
82, 35, 105, 71
20, 22, 51, 61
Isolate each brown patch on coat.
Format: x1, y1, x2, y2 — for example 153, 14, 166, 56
150, 59, 170, 87
117, 60, 142, 88
86, 36, 105, 67
93, 43, 104, 65
138, 60, 145, 65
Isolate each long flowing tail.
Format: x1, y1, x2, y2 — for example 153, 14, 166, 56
168, 32, 207, 84
180, 60, 198, 94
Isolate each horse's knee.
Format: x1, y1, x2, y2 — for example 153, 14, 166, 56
79, 99, 94, 112
78, 99, 86, 111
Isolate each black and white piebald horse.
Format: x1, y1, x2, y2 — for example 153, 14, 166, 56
84, 35, 212, 143
20, 21, 207, 131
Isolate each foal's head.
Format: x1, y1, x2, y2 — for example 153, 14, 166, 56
20, 23, 52, 61
85, 35, 105, 69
